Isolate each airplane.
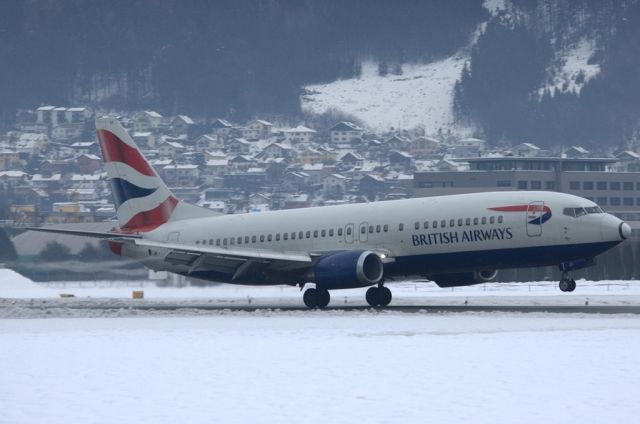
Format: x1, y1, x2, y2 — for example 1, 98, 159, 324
29, 117, 632, 308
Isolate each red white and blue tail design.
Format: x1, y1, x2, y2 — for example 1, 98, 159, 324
96, 117, 178, 232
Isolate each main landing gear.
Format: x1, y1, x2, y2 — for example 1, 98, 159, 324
303, 287, 331, 309
559, 273, 577, 292
366, 284, 392, 307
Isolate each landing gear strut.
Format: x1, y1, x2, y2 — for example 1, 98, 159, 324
559, 273, 576, 292
303, 287, 330, 309
365, 285, 392, 307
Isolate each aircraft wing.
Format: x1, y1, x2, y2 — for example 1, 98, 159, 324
25, 226, 140, 240
132, 239, 313, 279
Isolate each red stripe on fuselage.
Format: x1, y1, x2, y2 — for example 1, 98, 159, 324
121, 196, 179, 232
96, 129, 155, 177
489, 204, 551, 213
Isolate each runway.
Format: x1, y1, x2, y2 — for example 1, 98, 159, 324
3, 296, 640, 318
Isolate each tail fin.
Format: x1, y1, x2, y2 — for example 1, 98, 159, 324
96, 117, 219, 232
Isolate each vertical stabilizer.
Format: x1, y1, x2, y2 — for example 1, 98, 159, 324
95, 117, 178, 232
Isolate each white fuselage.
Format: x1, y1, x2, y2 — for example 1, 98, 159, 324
121, 191, 626, 284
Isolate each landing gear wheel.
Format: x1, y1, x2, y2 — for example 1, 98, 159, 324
559, 278, 575, 292
316, 289, 330, 309
303, 288, 318, 308
379, 286, 392, 307
366, 286, 380, 307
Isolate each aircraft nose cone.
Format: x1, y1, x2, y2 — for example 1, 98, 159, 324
619, 222, 632, 240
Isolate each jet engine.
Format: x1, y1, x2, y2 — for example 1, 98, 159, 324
313, 250, 384, 290
430, 270, 498, 287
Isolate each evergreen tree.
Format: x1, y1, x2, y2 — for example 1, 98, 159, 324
0, 229, 17, 262
38, 241, 73, 262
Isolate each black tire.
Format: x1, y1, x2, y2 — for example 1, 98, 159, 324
559, 279, 570, 292
568, 279, 577, 292
378, 286, 392, 307
366, 286, 380, 307
316, 289, 331, 309
303, 288, 318, 308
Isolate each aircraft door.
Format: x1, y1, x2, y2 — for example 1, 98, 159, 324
345, 224, 354, 244
359, 222, 368, 243
526, 201, 544, 237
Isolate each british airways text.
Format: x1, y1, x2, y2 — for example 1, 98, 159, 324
411, 227, 513, 246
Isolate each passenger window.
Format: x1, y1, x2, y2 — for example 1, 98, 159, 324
490, 216, 495, 224
259, 235, 264, 242
196, 240, 200, 245
369, 225, 374, 233
284, 233, 288, 240
433, 221, 438, 229
306, 231, 311, 238
276, 233, 280, 241
441, 219, 446, 228
399, 224, 404, 231
457, 218, 463, 226
376, 225, 381, 233
465, 218, 471, 226
251, 236, 256, 243
361, 226, 366, 234
481, 217, 486, 225
415, 222, 420, 230
230, 238, 235, 245
237, 237, 242, 244
473, 218, 479, 225
223, 238, 228, 246
449, 219, 455, 227
339, 228, 344, 236
268, 234, 272, 242
245, 236, 249, 244
216, 239, 221, 246
383, 225, 388, 232
292, 232, 296, 240
313, 230, 318, 238
346, 227, 352, 235
423, 221, 429, 229
575, 208, 587, 217
321, 230, 326, 237
329, 229, 334, 237
498, 216, 503, 224
209, 239, 214, 245
298, 231, 303, 239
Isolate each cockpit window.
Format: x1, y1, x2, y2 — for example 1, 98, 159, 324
564, 206, 602, 218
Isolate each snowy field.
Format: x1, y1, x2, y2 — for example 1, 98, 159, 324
2, 269, 640, 423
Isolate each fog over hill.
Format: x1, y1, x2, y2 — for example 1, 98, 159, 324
1, 0, 640, 148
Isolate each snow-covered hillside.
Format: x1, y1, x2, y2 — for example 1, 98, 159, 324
539, 38, 601, 97
301, 56, 467, 134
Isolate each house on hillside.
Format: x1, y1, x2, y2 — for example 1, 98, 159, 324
564, 146, 590, 158
226, 138, 251, 155
76, 154, 102, 174
408, 136, 439, 157
513, 142, 541, 157
158, 141, 186, 159
283, 125, 316, 145
133, 132, 155, 149
244, 120, 273, 140
170, 115, 195, 135
330, 121, 363, 144
211, 119, 233, 139
133, 111, 163, 132
339, 152, 364, 168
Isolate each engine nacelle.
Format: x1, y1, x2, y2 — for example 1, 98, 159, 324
313, 250, 384, 290
431, 270, 498, 287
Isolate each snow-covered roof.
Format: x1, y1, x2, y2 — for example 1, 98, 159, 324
250, 119, 273, 126
206, 160, 229, 167
32, 173, 62, 182
133, 132, 152, 137
37, 105, 56, 111
0, 171, 28, 178
144, 110, 163, 118
71, 174, 101, 181
77, 154, 100, 160
176, 115, 195, 125
331, 121, 363, 132
616, 151, 640, 160
283, 125, 316, 134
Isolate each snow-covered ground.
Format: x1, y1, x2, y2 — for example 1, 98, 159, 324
301, 56, 467, 134
2, 268, 640, 423
2, 313, 640, 423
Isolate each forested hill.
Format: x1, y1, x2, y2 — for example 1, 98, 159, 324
0, 0, 486, 125
2, 0, 640, 149
454, 0, 640, 149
